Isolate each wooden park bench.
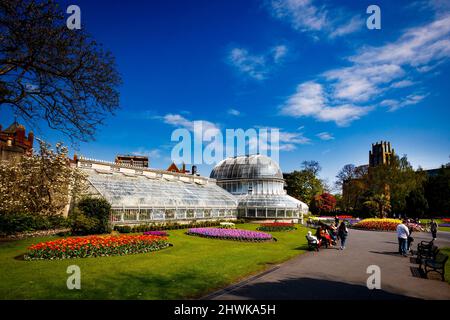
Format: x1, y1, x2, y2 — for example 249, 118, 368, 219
417, 240, 434, 254
423, 252, 448, 281
417, 241, 438, 264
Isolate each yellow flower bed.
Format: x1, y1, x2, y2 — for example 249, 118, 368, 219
353, 218, 402, 231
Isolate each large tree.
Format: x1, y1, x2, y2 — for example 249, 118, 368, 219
309, 192, 336, 216
0, 0, 121, 141
424, 165, 450, 216
284, 161, 325, 205
336, 164, 368, 212
406, 188, 429, 218
0, 139, 86, 215
369, 155, 426, 215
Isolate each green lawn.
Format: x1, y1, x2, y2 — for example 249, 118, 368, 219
420, 219, 450, 232
441, 247, 450, 285
0, 224, 309, 299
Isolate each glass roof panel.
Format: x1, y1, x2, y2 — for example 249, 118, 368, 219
85, 170, 237, 209
210, 154, 283, 180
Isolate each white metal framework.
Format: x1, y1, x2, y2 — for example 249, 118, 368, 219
210, 154, 308, 219
78, 158, 237, 224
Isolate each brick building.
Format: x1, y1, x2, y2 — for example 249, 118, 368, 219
0, 121, 34, 161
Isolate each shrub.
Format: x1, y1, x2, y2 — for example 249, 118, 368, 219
0, 211, 69, 235
24, 235, 169, 260
257, 222, 296, 232
77, 197, 111, 234
114, 225, 132, 233
69, 211, 99, 236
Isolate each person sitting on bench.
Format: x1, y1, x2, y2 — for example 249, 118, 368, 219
306, 231, 321, 247
316, 225, 333, 248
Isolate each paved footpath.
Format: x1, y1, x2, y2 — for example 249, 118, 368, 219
205, 229, 450, 300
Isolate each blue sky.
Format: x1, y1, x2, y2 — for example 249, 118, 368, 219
1, 0, 450, 188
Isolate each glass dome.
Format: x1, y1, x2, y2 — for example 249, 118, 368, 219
210, 154, 283, 181
210, 154, 309, 219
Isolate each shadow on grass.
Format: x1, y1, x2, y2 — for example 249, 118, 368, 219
208, 277, 418, 300
83, 269, 230, 300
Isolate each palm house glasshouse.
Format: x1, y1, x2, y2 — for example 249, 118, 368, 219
77, 157, 238, 225
77, 154, 307, 225
210, 154, 308, 219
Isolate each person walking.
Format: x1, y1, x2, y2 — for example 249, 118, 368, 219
338, 221, 348, 250
397, 220, 410, 257
430, 219, 438, 240
407, 220, 414, 253
334, 215, 339, 227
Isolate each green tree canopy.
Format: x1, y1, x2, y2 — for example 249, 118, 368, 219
284, 161, 325, 205
369, 155, 427, 215
406, 188, 429, 218
424, 166, 450, 216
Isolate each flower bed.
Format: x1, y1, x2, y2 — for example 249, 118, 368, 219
186, 228, 273, 242
352, 218, 423, 231
353, 218, 401, 231
442, 218, 450, 223
439, 223, 450, 227
143, 231, 169, 236
24, 235, 170, 260
257, 222, 296, 232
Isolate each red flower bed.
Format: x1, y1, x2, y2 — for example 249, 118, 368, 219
338, 215, 353, 219
442, 218, 450, 222
25, 234, 169, 260
260, 222, 294, 227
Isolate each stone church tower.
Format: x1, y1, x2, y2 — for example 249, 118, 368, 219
369, 141, 395, 167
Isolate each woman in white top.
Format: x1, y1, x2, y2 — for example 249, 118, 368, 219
306, 231, 321, 245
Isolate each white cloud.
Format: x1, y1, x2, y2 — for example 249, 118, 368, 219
329, 15, 363, 38
161, 113, 221, 136
267, 0, 363, 38
279, 131, 311, 145
390, 79, 416, 88
132, 148, 161, 159
253, 125, 311, 151
350, 15, 450, 68
316, 132, 334, 140
380, 94, 428, 111
227, 108, 241, 116
281, 14, 450, 125
280, 81, 372, 126
268, 0, 327, 32
228, 48, 267, 80
228, 45, 288, 80
272, 45, 288, 63
324, 64, 404, 102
